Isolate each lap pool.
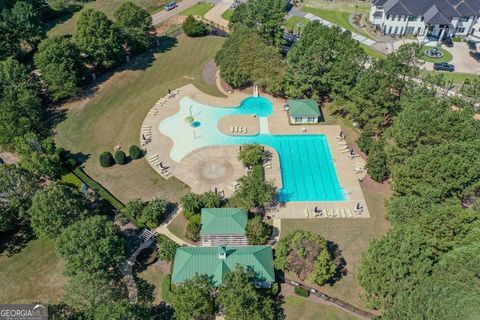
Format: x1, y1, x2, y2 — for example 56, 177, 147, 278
159, 96, 345, 202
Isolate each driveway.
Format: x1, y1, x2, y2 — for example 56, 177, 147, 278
151, 0, 198, 25
204, 0, 232, 30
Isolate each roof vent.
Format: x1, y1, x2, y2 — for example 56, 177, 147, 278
218, 246, 227, 260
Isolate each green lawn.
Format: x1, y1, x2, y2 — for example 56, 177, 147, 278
420, 46, 453, 63
0, 239, 67, 303
302, 6, 372, 39
48, 0, 169, 36
221, 9, 233, 21
167, 213, 193, 243
303, 0, 371, 15
423, 71, 480, 84
284, 16, 310, 33
284, 296, 361, 320
138, 263, 166, 304
360, 44, 386, 59
180, 3, 214, 16
55, 35, 225, 203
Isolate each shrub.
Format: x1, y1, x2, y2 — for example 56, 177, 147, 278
357, 128, 375, 155
99, 151, 115, 167
129, 145, 143, 160
238, 144, 264, 166
246, 215, 272, 245
180, 192, 203, 215
189, 214, 201, 225
182, 15, 208, 37
183, 210, 195, 220
161, 274, 172, 303
367, 147, 389, 182
114, 150, 127, 165
158, 236, 179, 262
186, 222, 200, 242
271, 282, 280, 296
294, 286, 309, 297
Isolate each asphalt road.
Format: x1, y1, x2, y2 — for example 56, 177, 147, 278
151, 0, 198, 25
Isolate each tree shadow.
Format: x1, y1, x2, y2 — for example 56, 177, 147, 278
149, 302, 174, 320
0, 227, 36, 256
326, 240, 347, 285
134, 275, 155, 304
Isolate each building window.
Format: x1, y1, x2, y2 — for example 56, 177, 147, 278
456, 27, 466, 33
408, 16, 416, 21
460, 17, 470, 22
388, 26, 393, 34
394, 26, 398, 34
421, 16, 424, 21
386, 14, 390, 20
294, 117, 302, 123
400, 27, 404, 34
397, 15, 401, 21
403, 15, 407, 21
307, 117, 317, 123
417, 26, 422, 34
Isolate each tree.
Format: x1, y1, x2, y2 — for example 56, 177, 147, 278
139, 198, 168, 227
201, 191, 222, 209
182, 15, 208, 37
171, 274, 215, 320
217, 266, 278, 320
238, 144, 264, 166
366, 143, 389, 182
246, 215, 272, 245
158, 236, 179, 262
382, 242, 480, 319
34, 36, 85, 101
186, 221, 200, 242
460, 76, 480, 100
114, 1, 153, 53
215, 28, 285, 93
233, 172, 276, 211
0, 58, 42, 148
14, 133, 63, 178
274, 230, 336, 285
129, 144, 142, 159
284, 21, 366, 100
64, 271, 124, 311
123, 198, 146, 221
358, 225, 436, 309
230, 0, 286, 46
0, 165, 40, 232
180, 192, 203, 215
55, 215, 125, 275
88, 300, 137, 320
391, 140, 480, 200
114, 150, 126, 165
0, 1, 46, 59
29, 183, 89, 239
74, 8, 124, 70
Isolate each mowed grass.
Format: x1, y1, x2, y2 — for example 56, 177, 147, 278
284, 296, 361, 320
360, 44, 386, 59
302, 6, 372, 39
423, 70, 480, 84
420, 46, 453, 63
167, 213, 192, 243
55, 35, 225, 203
284, 16, 310, 33
281, 180, 390, 310
48, 0, 169, 36
0, 239, 67, 303
137, 263, 166, 304
180, 3, 214, 16
221, 9, 233, 21
303, 0, 371, 15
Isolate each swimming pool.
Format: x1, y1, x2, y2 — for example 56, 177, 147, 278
159, 96, 345, 202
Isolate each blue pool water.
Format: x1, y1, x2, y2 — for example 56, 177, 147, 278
159, 96, 345, 202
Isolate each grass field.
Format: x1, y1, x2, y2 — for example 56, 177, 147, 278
420, 46, 453, 63
303, 0, 371, 14
423, 70, 480, 84
180, 3, 214, 16
167, 213, 192, 243
221, 9, 233, 21
360, 44, 386, 59
0, 239, 67, 303
285, 16, 310, 33
55, 35, 225, 203
138, 262, 166, 304
284, 296, 361, 320
302, 6, 372, 39
48, 0, 169, 36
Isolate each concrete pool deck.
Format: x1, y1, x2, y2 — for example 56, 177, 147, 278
141, 84, 369, 218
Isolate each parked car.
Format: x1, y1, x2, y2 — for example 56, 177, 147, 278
165, 2, 177, 11
433, 62, 455, 72
469, 51, 480, 62
442, 37, 453, 47
467, 40, 477, 51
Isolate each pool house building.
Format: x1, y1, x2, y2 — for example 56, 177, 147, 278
287, 99, 321, 124
200, 208, 248, 246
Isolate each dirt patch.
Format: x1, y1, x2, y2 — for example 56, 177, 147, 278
202, 59, 217, 85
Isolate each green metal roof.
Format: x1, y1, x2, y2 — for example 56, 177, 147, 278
200, 208, 247, 236
287, 99, 320, 117
171, 246, 275, 285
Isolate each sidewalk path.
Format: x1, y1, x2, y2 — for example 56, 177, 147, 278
290, 8, 377, 47
204, 0, 233, 30
155, 206, 190, 246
